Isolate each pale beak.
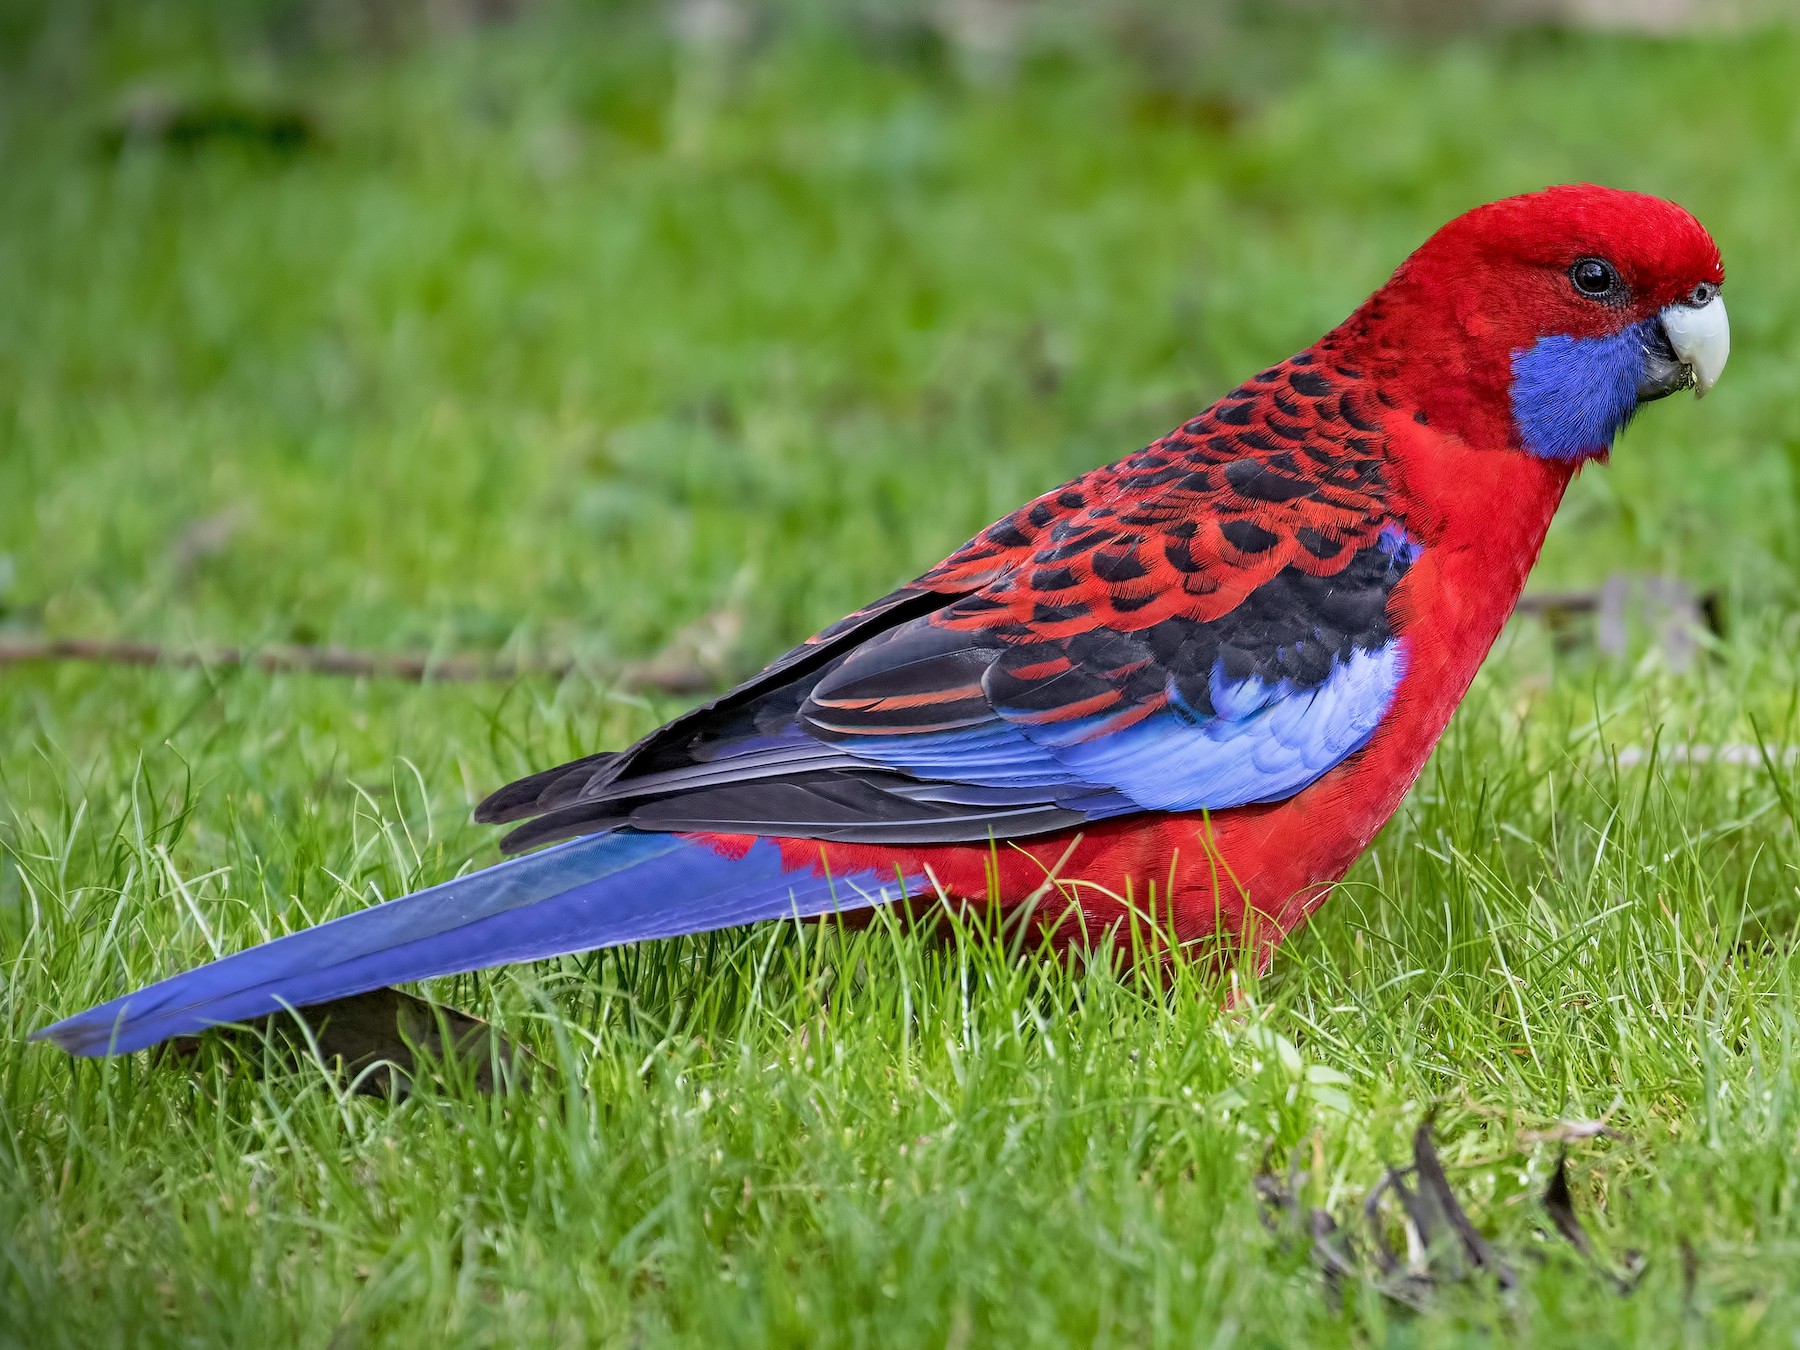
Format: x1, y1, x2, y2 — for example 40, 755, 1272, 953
1659, 293, 1730, 398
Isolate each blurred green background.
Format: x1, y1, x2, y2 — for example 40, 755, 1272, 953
2, 0, 1795, 675
11, 4, 1800, 1345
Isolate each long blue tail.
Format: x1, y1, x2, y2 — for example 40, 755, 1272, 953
35, 833, 922, 1056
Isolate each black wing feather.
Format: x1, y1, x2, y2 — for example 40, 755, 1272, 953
475, 584, 966, 836
496, 771, 1094, 852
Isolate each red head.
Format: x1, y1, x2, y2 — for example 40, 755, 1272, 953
1330, 185, 1727, 461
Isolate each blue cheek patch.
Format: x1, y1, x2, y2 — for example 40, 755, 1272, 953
1509, 321, 1647, 460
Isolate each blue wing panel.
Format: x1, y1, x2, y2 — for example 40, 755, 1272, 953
837, 639, 1407, 813
1040, 642, 1406, 809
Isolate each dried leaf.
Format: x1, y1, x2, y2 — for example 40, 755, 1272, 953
1256, 1118, 1643, 1311
1543, 1154, 1594, 1258
1361, 1169, 1406, 1277
1412, 1122, 1514, 1288
1541, 1152, 1645, 1294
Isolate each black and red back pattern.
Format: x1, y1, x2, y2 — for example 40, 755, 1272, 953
918, 352, 1396, 626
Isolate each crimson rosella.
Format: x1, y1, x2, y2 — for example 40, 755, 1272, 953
40, 184, 1730, 1056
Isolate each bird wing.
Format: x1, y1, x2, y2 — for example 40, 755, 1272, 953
481, 353, 1419, 850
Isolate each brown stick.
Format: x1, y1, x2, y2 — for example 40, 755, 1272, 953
1513, 591, 1599, 616
0, 585, 1711, 693
0, 636, 717, 695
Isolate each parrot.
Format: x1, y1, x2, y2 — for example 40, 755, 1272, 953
38, 183, 1730, 1057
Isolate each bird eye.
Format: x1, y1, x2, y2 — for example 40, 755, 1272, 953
1687, 281, 1719, 307
1570, 257, 1621, 299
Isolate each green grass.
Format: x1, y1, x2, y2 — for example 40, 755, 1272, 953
7, 6, 1800, 1344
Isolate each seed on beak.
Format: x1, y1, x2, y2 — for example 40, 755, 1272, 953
1659, 295, 1730, 398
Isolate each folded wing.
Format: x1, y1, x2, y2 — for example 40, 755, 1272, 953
481, 353, 1419, 850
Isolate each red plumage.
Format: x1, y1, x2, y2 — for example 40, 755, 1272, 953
684, 184, 1727, 970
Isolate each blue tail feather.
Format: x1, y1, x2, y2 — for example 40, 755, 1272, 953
35, 832, 921, 1057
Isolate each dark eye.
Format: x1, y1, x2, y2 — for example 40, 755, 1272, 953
1687, 281, 1719, 307
1570, 257, 1621, 299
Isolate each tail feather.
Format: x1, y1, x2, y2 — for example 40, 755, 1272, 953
35, 832, 920, 1057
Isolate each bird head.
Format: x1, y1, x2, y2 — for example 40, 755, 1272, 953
1348, 184, 1726, 462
